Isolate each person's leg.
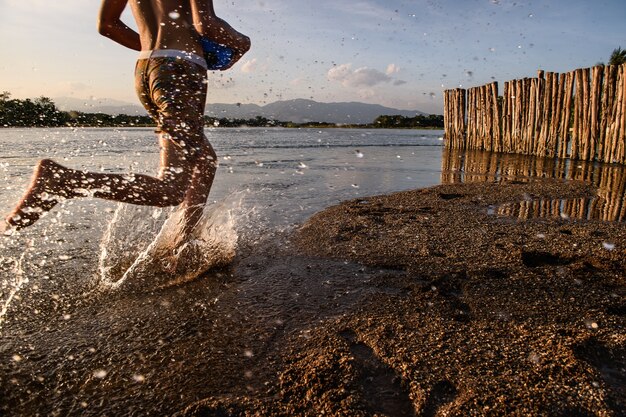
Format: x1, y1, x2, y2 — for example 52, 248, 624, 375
146, 57, 215, 234
180, 141, 218, 234
3, 137, 195, 229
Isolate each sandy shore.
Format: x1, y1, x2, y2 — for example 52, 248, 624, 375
182, 179, 624, 416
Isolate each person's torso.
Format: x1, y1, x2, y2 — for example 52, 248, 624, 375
129, 0, 202, 55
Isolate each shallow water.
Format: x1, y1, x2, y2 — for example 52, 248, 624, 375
0, 128, 625, 415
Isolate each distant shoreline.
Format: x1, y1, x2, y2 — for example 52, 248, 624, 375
1, 94, 444, 129
0, 124, 444, 130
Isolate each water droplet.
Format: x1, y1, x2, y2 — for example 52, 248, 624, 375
12, 354, 22, 362
602, 242, 615, 251
93, 369, 107, 379
132, 374, 145, 382
244, 350, 254, 358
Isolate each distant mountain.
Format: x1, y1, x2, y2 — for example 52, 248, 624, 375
206, 99, 426, 124
54, 97, 426, 124
54, 97, 146, 116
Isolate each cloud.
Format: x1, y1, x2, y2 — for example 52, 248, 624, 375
328, 64, 393, 88
240, 58, 258, 74
289, 78, 304, 86
357, 88, 376, 100
386, 64, 400, 75
329, 2, 404, 23
58, 81, 89, 92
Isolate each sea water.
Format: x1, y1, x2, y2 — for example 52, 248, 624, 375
0, 127, 444, 321
0, 127, 444, 227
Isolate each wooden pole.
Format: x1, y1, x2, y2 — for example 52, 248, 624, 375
459, 88, 465, 149
536, 73, 546, 157
608, 66, 621, 162
502, 81, 510, 152
617, 64, 626, 163
581, 68, 591, 160
560, 71, 575, 159
599, 65, 613, 161
547, 72, 560, 158
571, 69, 583, 160
491, 82, 501, 153
526, 78, 537, 154
589, 66, 603, 161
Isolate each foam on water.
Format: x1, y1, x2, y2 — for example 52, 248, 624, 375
99, 191, 249, 292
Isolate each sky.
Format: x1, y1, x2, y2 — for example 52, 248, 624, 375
0, 0, 625, 114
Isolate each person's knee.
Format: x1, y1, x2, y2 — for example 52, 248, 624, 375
158, 168, 194, 205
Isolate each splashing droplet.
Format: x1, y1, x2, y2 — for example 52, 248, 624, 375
602, 242, 615, 250
93, 369, 108, 379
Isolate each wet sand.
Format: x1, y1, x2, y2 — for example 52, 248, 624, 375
182, 179, 624, 416
1, 178, 625, 416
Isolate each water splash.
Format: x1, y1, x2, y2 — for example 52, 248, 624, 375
0, 244, 29, 329
99, 192, 248, 292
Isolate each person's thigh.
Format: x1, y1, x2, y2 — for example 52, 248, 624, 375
147, 58, 208, 159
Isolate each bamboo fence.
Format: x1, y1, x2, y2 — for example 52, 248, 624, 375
443, 63, 626, 164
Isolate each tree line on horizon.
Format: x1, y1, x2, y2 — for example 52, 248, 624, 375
0, 92, 444, 129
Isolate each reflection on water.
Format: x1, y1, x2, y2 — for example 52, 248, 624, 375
441, 148, 626, 222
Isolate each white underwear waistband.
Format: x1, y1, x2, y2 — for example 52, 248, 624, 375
138, 49, 207, 70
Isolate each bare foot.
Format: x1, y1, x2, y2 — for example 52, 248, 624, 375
5, 159, 67, 229
0, 220, 14, 236
160, 239, 204, 275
